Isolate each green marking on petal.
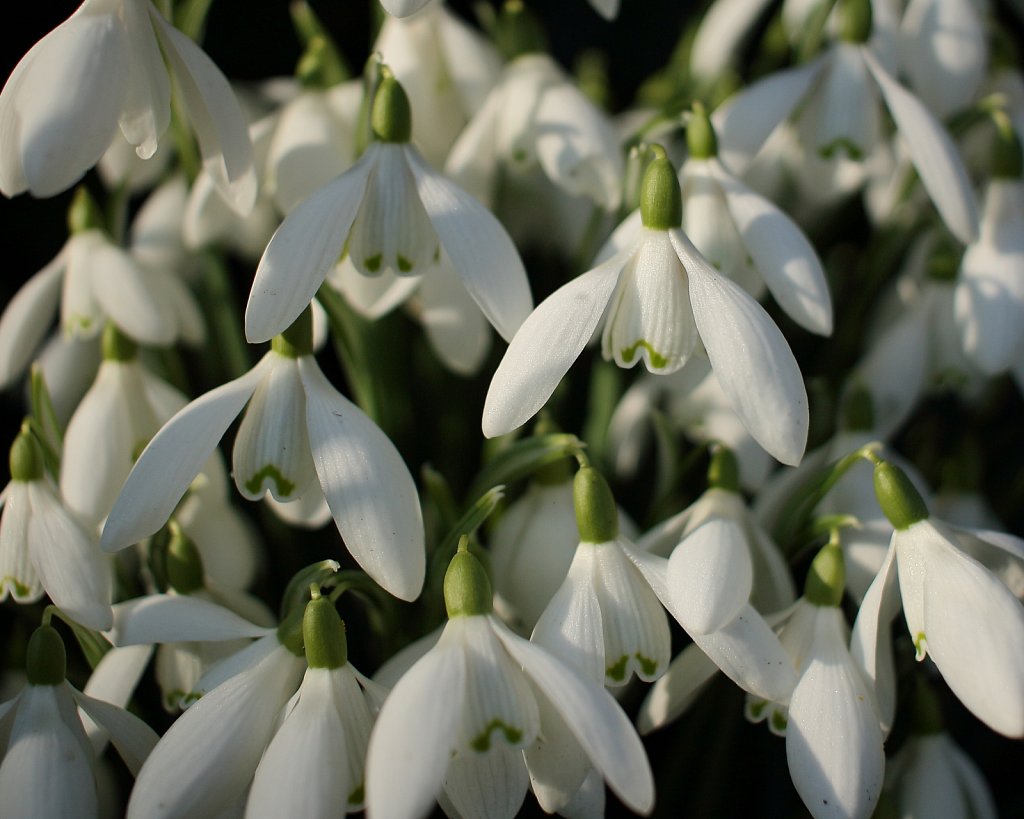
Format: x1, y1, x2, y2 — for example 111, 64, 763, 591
619, 340, 668, 369
470, 719, 523, 752
364, 254, 382, 273
606, 655, 628, 682
770, 709, 788, 734
65, 315, 94, 334
819, 138, 864, 161
1, 576, 33, 599
512, 148, 529, 164
397, 254, 413, 273
636, 652, 658, 677
348, 784, 365, 806
747, 699, 767, 721
244, 465, 296, 497
914, 632, 927, 660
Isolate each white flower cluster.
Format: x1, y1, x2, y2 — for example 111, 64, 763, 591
1, 0, 1023, 818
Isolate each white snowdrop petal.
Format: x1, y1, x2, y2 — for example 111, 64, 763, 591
681, 160, 753, 288
690, 0, 776, 80
712, 60, 824, 173
0, 483, 42, 603
83, 644, 153, 718
107, 594, 272, 646
691, 605, 799, 703
531, 545, 606, 684
636, 643, 720, 734
915, 521, 1024, 737
594, 541, 671, 684
332, 258, 422, 320
349, 143, 439, 278
482, 248, 630, 438
418, 255, 492, 376
264, 483, 333, 530
861, 48, 979, 245
0, 251, 64, 387
786, 608, 884, 819
443, 85, 503, 206
365, 630, 467, 819
0, 5, 128, 197
712, 161, 832, 335
522, 693, 590, 815
0, 685, 98, 819
127, 641, 305, 819
246, 151, 375, 343
27, 483, 112, 631
100, 358, 267, 552
808, 43, 879, 160
603, 229, 698, 374
945, 738, 999, 819
298, 356, 425, 601
897, 735, 972, 819
668, 518, 753, 635
246, 668, 351, 819
233, 354, 316, 502
380, 0, 436, 17
443, 744, 529, 819
493, 621, 654, 814
148, 7, 255, 214
407, 147, 533, 342
118, 0, 170, 159
673, 229, 808, 465
332, 667, 377, 809
72, 688, 158, 776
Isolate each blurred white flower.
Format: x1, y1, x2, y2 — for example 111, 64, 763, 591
0, 0, 255, 209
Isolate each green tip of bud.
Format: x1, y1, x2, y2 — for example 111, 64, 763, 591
573, 466, 619, 543
10, 425, 45, 482
444, 541, 493, 618
707, 446, 739, 492
166, 525, 205, 595
271, 305, 315, 358
992, 110, 1024, 179
371, 73, 412, 144
639, 146, 682, 230
495, 1, 549, 60
804, 541, 845, 607
26, 625, 66, 686
841, 386, 875, 432
101, 322, 138, 362
303, 595, 348, 668
67, 187, 104, 235
873, 461, 929, 530
840, 0, 873, 43
686, 104, 718, 160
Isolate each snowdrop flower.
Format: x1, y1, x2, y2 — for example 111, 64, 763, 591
380, 0, 436, 18
712, 0, 979, 244
364, 542, 654, 819
532, 466, 671, 686
0, 426, 113, 630
676, 107, 832, 335
101, 309, 426, 601
853, 459, 1024, 737
0, 625, 158, 818
607, 358, 777, 490
60, 326, 187, 528
245, 73, 532, 349
446, 14, 622, 212
490, 460, 635, 631
953, 136, 1024, 375
899, 0, 988, 119
749, 542, 885, 819
0, 190, 195, 390
375, 2, 501, 167
0, 0, 255, 209
484, 146, 809, 467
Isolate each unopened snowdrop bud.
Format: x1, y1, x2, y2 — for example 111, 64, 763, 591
10, 425, 44, 482
574, 466, 619, 543
494, 1, 549, 60
101, 322, 138, 362
640, 145, 682, 230
873, 461, 929, 530
166, 525, 205, 595
302, 589, 348, 668
840, 0, 872, 44
707, 445, 740, 492
804, 541, 845, 608
371, 73, 413, 144
67, 186, 104, 235
686, 104, 718, 160
270, 305, 315, 358
991, 111, 1023, 180
444, 539, 493, 617
26, 624, 66, 686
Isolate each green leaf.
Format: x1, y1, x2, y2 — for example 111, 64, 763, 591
464, 433, 584, 504
279, 559, 341, 621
